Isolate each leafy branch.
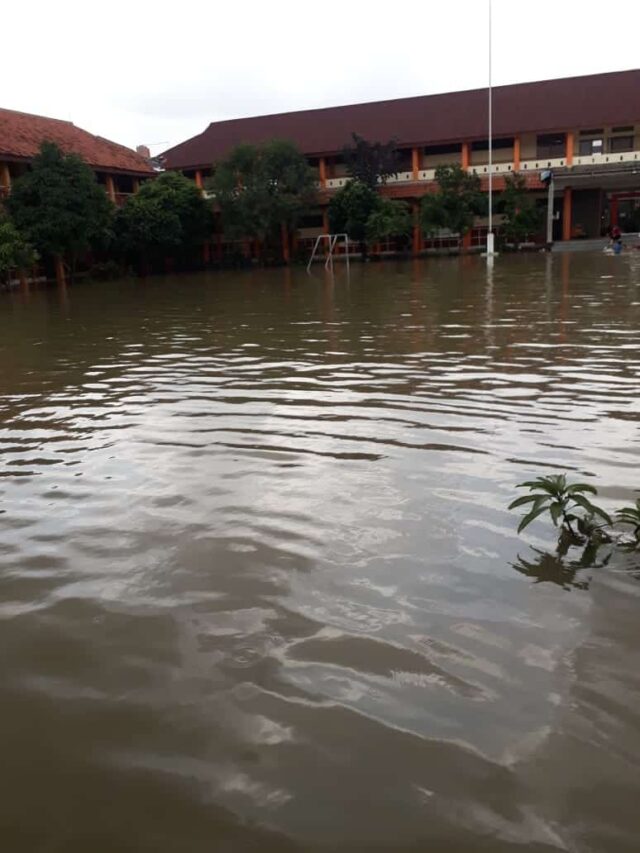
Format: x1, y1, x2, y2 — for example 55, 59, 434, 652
509, 474, 611, 537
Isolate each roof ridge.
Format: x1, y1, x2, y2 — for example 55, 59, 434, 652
197, 68, 640, 131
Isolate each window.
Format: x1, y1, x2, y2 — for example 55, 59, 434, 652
424, 142, 461, 156
536, 133, 566, 158
609, 135, 634, 153
471, 137, 513, 151
579, 138, 604, 156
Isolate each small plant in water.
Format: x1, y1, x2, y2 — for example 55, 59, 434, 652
615, 499, 640, 547
509, 474, 612, 539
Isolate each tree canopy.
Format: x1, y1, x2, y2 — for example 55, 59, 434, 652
328, 180, 380, 245
329, 180, 411, 256
497, 173, 543, 243
208, 139, 316, 256
115, 171, 212, 266
0, 217, 37, 285
366, 198, 411, 244
8, 142, 112, 267
342, 133, 399, 188
420, 164, 485, 239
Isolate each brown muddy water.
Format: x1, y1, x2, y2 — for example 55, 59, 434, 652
1, 254, 639, 852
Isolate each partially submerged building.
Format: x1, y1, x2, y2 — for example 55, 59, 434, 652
161, 69, 640, 254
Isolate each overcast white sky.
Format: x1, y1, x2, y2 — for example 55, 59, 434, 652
3, 1, 639, 155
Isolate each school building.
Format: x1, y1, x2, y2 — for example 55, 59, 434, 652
161, 68, 640, 255
0, 107, 154, 203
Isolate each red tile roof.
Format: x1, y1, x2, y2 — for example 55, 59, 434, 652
0, 108, 154, 175
162, 69, 640, 170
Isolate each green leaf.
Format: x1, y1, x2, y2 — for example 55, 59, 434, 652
508, 494, 548, 510
550, 503, 563, 527
518, 479, 554, 495
571, 494, 612, 525
566, 483, 598, 495
518, 502, 551, 534
618, 514, 640, 523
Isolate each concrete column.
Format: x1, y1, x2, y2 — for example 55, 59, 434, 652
462, 231, 472, 250
566, 132, 574, 166
412, 147, 420, 181
461, 143, 470, 170
105, 175, 116, 203
562, 187, 572, 241
513, 136, 521, 171
132, 178, 140, 193
319, 157, 327, 188
412, 201, 421, 256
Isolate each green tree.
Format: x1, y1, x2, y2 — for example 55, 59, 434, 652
208, 139, 316, 261
420, 164, 485, 243
115, 171, 212, 270
328, 179, 380, 256
0, 217, 37, 287
498, 173, 543, 244
342, 133, 399, 188
8, 142, 112, 282
366, 198, 411, 246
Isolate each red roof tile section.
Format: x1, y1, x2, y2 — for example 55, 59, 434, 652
162, 69, 640, 170
0, 108, 154, 175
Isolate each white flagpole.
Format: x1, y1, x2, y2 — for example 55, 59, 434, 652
486, 0, 495, 257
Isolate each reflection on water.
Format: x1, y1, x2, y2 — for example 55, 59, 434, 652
1, 254, 640, 851
511, 546, 613, 591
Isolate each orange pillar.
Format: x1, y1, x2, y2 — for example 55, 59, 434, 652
461, 142, 470, 170
513, 136, 521, 171
132, 178, 140, 193
54, 256, 66, 286
562, 187, 572, 241
195, 170, 203, 190
105, 175, 116, 203
319, 157, 327, 188
462, 231, 472, 251
566, 132, 574, 166
412, 201, 421, 256
281, 223, 290, 263
1, 162, 11, 194
412, 147, 420, 181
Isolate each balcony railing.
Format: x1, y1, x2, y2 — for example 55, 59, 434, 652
318, 149, 640, 190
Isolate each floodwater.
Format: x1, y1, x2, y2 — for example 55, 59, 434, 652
1, 254, 639, 852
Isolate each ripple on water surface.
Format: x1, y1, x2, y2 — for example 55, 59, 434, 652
1, 255, 640, 851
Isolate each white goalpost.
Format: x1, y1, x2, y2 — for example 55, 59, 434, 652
306, 233, 350, 274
